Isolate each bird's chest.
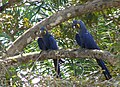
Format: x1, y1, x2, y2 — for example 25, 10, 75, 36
42, 37, 50, 49
79, 32, 88, 41
78, 33, 84, 42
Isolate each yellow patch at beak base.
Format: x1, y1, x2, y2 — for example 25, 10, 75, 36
77, 24, 80, 28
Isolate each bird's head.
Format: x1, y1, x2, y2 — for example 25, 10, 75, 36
72, 20, 80, 29
72, 20, 87, 33
39, 27, 47, 37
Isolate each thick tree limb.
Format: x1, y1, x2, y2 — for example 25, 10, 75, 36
1, 49, 117, 66
6, 0, 120, 56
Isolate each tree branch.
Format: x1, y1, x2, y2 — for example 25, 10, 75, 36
6, 0, 120, 56
1, 49, 117, 66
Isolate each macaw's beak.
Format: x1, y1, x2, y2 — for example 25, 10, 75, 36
72, 23, 76, 28
72, 23, 80, 29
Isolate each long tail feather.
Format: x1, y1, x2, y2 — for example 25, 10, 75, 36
96, 59, 112, 80
53, 59, 61, 78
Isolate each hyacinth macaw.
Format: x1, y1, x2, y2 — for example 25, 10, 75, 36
37, 27, 61, 78
72, 20, 112, 80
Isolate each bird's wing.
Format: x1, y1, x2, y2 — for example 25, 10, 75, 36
82, 32, 99, 49
75, 33, 82, 47
49, 36, 58, 50
37, 38, 45, 50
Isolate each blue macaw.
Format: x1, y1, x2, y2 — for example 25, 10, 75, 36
37, 27, 61, 78
72, 20, 112, 80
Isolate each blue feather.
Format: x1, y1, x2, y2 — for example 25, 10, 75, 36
73, 20, 112, 80
37, 27, 61, 78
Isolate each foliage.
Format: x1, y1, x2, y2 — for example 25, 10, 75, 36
0, 0, 120, 86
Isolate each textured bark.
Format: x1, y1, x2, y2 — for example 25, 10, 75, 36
1, 49, 116, 66
6, 0, 120, 56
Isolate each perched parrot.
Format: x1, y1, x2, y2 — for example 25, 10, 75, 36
72, 20, 112, 80
37, 27, 61, 78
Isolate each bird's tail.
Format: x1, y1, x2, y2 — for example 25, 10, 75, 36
53, 59, 61, 78
96, 59, 112, 80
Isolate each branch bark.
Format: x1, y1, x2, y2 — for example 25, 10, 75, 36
1, 49, 117, 66
6, 0, 120, 56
